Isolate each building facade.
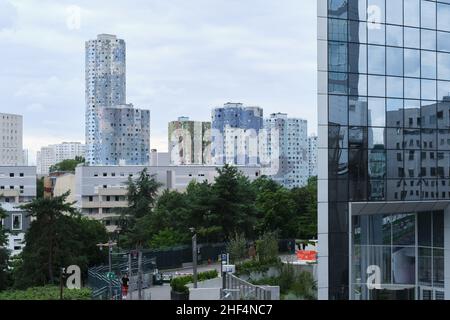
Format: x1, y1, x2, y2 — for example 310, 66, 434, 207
168, 117, 211, 165
318, 0, 450, 300
37, 142, 86, 174
211, 103, 264, 166
0, 166, 36, 255
263, 113, 309, 188
85, 34, 150, 166
0, 113, 23, 166
85, 34, 126, 165
58, 165, 261, 232
95, 104, 150, 166
308, 136, 318, 177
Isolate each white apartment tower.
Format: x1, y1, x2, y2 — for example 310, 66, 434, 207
0, 113, 23, 166
37, 142, 85, 174
308, 135, 318, 178
263, 113, 308, 189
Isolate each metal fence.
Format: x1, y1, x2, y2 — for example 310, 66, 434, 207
222, 273, 271, 300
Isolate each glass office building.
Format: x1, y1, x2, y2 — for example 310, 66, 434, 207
318, 0, 450, 300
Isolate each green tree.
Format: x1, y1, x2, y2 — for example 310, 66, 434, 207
119, 168, 163, 248
0, 206, 10, 291
149, 228, 187, 249
255, 188, 297, 238
49, 156, 85, 173
14, 192, 107, 288
291, 177, 317, 239
208, 165, 257, 241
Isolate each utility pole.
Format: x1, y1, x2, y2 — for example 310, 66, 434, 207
138, 250, 142, 300
192, 233, 198, 288
190, 227, 197, 288
97, 240, 117, 300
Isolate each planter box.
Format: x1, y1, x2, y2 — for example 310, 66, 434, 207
170, 290, 189, 300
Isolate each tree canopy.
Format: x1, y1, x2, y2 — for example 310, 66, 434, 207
119, 165, 317, 250
12, 192, 108, 289
49, 156, 85, 173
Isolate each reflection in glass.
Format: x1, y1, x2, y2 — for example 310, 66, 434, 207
386, 25, 403, 47
404, 49, 420, 77
386, 47, 403, 76
349, 96, 368, 126
329, 95, 348, 125
404, 0, 420, 28
368, 75, 385, 97
368, 45, 385, 75
386, 99, 404, 127
368, 97, 385, 126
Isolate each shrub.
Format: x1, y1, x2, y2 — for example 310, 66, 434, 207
0, 286, 91, 300
227, 233, 247, 264
255, 232, 278, 263
170, 270, 219, 293
235, 258, 281, 276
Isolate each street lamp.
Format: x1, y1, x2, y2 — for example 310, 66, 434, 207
190, 227, 197, 289
97, 240, 117, 300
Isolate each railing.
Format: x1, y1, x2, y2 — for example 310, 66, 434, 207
222, 273, 271, 300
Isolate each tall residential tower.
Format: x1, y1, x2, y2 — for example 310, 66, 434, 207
85, 34, 150, 166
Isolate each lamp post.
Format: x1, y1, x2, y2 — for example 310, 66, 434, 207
190, 227, 197, 289
97, 240, 117, 300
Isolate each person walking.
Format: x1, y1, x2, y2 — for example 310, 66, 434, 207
121, 273, 129, 299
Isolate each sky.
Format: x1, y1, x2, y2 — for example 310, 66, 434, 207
0, 0, 317, 165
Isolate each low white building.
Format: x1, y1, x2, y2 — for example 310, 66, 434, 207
0, 166, 36, 255
53, 165, 261, 232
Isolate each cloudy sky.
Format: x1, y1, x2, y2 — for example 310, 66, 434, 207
0, 0, 317, 165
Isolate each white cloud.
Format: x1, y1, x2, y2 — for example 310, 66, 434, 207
1, 0, 317, 153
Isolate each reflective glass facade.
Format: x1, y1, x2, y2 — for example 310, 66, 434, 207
318, 0, 450, 300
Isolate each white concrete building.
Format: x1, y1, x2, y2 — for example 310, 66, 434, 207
53, 165, 261, 232
0, 166, 37, 255
263, 113, 309, 189
37, 142, 85, 174
308, 136, 318, 178
0, 113, 23, 166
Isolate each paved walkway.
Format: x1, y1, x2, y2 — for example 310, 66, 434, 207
127, 263, 221, 300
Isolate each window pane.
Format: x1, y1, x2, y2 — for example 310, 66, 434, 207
349, 73, 367, 96
329, 0, 348, 19
421, 29, 436, 51
329, 42, 348, 72
349, 96, 368, 126
421, 51, 437, 79
368, 23, 385, 45
387, 77, 403, 98
438, 52, 450, 81
368, 75, 385, 96
421, 0, 436, 30
368, 97, 386, 126
437, 31, 450, 53
386, 99, 404, 127
349, 43, 367, 73
349, 0, 367, 21
404, 0, 420, 28
405, 78, 421, 99
329, 95, 349, 125
386, 25, 403, 47
404, 49, 420, 77
421, 80, 437, 101
368, 45, 385, 74
386, 0, 403, 25
386, 47, 403, 76
437, 3, 450, 32
404, 27, 420, 48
